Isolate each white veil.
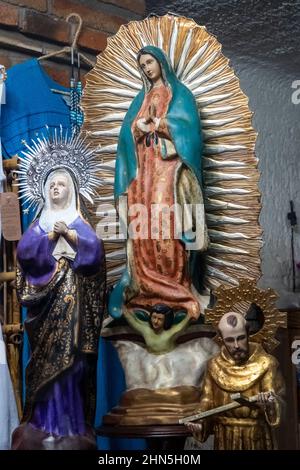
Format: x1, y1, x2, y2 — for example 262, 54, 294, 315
39, 169, 78, 233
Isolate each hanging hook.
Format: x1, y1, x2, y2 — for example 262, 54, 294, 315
66, 13, 83, 50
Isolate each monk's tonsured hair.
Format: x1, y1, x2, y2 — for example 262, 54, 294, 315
226, 314, 238, 328
150, 304, 174, 330
218, 312, 250, 338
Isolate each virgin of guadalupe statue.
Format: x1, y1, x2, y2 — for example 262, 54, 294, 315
81, 14, 262, 426
12, 131, 105, 450
109, 45, 208, 321
82, 14, 261, 307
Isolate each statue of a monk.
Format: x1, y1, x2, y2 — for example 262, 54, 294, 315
185, 311, 285, 450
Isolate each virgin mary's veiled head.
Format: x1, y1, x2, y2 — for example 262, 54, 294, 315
43, 169, 77, 210
138, 51, 162, 83
47, 170, 72, 210
137, 46, 174, 91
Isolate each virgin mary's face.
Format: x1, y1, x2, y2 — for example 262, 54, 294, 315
139, 54, 161, 83
49, 174, 70, 209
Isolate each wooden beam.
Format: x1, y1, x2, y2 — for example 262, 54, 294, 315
0, 271, 16, 282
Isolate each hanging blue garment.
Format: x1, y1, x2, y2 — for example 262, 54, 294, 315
0, 58, 142, 450
1, 58, 71, 230
1, 59, 70, 159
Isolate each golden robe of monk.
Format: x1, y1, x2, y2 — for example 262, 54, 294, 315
193, 342, 284, 450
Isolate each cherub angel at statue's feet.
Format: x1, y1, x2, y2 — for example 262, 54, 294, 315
123, 305, 190, 354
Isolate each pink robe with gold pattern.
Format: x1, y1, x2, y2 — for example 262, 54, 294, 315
126, 84, 200, 318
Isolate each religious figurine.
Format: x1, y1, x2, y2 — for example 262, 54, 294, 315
124, 305, 190, 354
83, 13, 262, 312
184, 307, 285, 449
12, 130, 105, 450
81, 14, 262, 426
108, 45, 208, 323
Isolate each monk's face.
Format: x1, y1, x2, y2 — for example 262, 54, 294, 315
150, 312, 165, 333
49, 174, 70, 209
139, 54, 161, 84
219, 313, 249, 364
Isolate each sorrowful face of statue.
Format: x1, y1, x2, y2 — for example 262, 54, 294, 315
49, 174, 70, 209
218, 312, 249, 364
139, 54, 162, 84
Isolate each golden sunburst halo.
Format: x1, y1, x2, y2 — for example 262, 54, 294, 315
81, 13, 262, 292
205, 279, 287, 351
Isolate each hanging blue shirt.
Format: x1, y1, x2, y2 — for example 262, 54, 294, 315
1, 58, 70, 160
0, 58, 71, 230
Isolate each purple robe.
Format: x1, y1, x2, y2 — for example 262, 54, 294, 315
17, 216, 102, 286
15, 215, 105, 445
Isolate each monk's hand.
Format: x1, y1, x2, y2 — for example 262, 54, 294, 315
53, 221, 69, 236
257, 391, 276, 409
185, 421, 203, 433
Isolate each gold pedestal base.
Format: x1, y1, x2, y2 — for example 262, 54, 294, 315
103, 386, 201, 425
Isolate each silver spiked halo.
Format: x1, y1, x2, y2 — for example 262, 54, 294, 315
17, 126, 101, 212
